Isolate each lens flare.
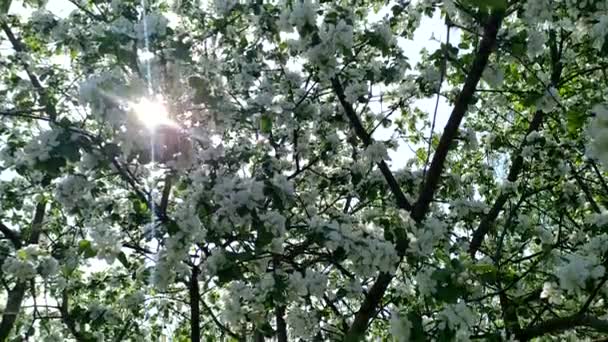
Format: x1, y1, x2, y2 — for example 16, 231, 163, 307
130, 96, 177, 129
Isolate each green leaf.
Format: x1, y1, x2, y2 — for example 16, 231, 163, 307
167, 221, 179, 235
17, 249, 28, 260
78, 239, 97, 258
56, 141, 81, 162
257, 321, 274, 337
78, 239, 92, 251
415, 148, 427, 163
522, 92, 542, 107
0, 0, 11, 14
260, 114, 272, 134
216, 261, 243, 285
566, 110, 587, 133
407, 311, 426, 342
117, 251, 130, 269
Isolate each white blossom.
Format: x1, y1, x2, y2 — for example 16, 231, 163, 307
286, 306, 319, 339
364, 142, 389, 163
344, 81, 368, 104
372, 20, 395, 47
288, 0, 318, 30
556, 254, 605, 293
389, 310, 412, 342
540, 282, 562, 305
55, 175, 92, 211
89, 222, 122, 264
212, 0, 238, 15
38, 256, 59, 278
437, 302, 475, 333
135, 13, 169, 38
2, 257, 37, 281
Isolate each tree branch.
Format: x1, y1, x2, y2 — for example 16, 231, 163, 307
159, 173, 173, 219
276, 305, 287, 342
411, 12, 503, 222
189, 265, 201, 342
518, 314, 608, 341
469, 27, 564, 258
199, 295, 240, 339
0, 201, 46, 340
60, 289, 93, 342
0, 222, 21, 249
1, 23, 57, 121
338, 12, 503, 341
331, 77, 412, 212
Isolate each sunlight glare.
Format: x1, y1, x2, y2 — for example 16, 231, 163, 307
130, 96, 176, 129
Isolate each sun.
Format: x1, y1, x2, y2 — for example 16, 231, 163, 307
130, 96, 177, 129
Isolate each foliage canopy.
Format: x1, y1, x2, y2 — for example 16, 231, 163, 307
1, 0, 608, 341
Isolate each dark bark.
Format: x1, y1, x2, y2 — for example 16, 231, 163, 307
276, 305, 288, 342
339, 12, 504, 341
468, 28, 564, 257
1, 23, 57, 121
411, 13, 503, 222
331, 78, 413, 212
0, 202, 46, 340
518, 314, 608, 341
190, 266, 201, 342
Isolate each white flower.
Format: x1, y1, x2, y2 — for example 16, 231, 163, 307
463, 128, 478, 150
174, 201, 206, 242
438, 302, 475, 332
420, 65, 442, 91
260, 211, 287, 237
525, 131, 542, 143
304, 270, 327, 297
23, 244, 40, 258
152, 258, 176, 290
80, 152, 99, 170
2, 257, 37, 281
344, 81, 368, 103
20, 128, 62, 166
38, 256, 59, 278
110, 16, 135, 37
365, 142, 389, 163
587, 104, 608, 167
499, 180, 517, 195
482, 65, 504, 88
556, 254, 605, 293
286, 306, 319, 339
43, 332, 64, 342
334, 19, 354, 50
205, 249, 226, 275
389, 310, 412, 342
415, 268, 437, 297
540, 282, 562, 305
527, 30, 547, 58
536, 226, 554, 245
55, 175, 92, 211
288, 0, 317, 30
536, 87, 560, 113
271, 174, 294, 196
213, 0, 238, 15
89, 222, 122, 264
591, 14, 608, 51
407, 217, 445, 258
30, 9, 56, 32
372, 20, 395, 47
125, 290, 146, 307
259, 273, 275, 292
289, 272, 308, 297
